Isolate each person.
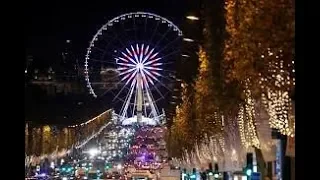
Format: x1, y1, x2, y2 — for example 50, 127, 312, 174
201, 171, 207, 180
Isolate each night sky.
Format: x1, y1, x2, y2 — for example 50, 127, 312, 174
25, 0, 188, 125
26, 0, 187, 63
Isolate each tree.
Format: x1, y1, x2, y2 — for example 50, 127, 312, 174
194, 46, 222, 139
168, 82, 194, 158
223, 0, 294, 94
42, 125, 52, 154
25, 123, 29, 155
223, 0, 295, 136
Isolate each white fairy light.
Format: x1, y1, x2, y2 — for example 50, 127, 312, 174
259, 49, 295, 136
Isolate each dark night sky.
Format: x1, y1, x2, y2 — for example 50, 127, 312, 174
26, 0, 187, 62
25, 0, 188, 125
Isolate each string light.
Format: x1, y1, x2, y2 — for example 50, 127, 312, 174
68, 109, 112, 128
259, 49, 295, 136
238, 106, 247, 147
178, 131, 246, 171
237, 81, 260, 149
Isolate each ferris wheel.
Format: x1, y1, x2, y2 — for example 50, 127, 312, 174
84, 12, 183, 125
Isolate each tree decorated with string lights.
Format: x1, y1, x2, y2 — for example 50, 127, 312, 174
223, 0, 295, 136
167, 81, 194, 158
194, 46, 223, 140
168, 0, 294, 174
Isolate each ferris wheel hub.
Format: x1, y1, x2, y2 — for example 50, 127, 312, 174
136, 63, 144, 70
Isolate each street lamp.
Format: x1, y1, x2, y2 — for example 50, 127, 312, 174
117, 164, 123, 170
88, 148, 100, 157
183, 38, 195, 42
186, 15, 199, 21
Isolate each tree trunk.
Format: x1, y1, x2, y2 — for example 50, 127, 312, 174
255, 147, 267, 179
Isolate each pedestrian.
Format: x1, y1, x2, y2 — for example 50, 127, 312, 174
201, 171, 207, 180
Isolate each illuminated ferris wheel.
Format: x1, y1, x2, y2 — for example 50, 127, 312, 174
84, 12, 183, 125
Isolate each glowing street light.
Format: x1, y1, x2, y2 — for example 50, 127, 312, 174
88, 148, 100, 157
183, 38, 194, 42
117, 164, 123, 170
214, 173, 219, 178
50, 162, 55, 169
186, 15, 199, 21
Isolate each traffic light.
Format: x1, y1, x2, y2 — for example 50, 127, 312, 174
105, 162, 112, 169
244, 153, 253, 177
207, 163, 219, 179
213, 173, 219, 179
190, 168, 196, 179
213, 163, 219, 179
214, 163, 219, 172
245, 168, 252, 176
246, 153, 253, 168
182, 168, 187, 180
208, 163, 213, 171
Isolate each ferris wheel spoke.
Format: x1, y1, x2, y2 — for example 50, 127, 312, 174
110, 89, 129, 103
148, 20, 160, 44
117, 62, 136, 67
130, 45, 139, 62
144, 66, 162, 71
120, 21, 133, 44
113, 76, 135, 102
119, 53, 137, 65
154, 26, 172, 48
142, 71, 164, 100
159, 61, 174, 66
143, 57, 161, 66
124, 70, 138, 85
119, 67, 136, 76
100, 83, 121, 97
160, 49, 181, 60
139, 44, 144, 63
159, 75, 176, 85
101, 34, 123, 53
150, 71, 161, 77
133, 16, 137, 42
143, 69, 159, 82
153, 83, 165, 100
108, 24, 131, 49
143, 69, 172, 92
144, 16, 148, 34
141, 48, 155, 64
157, 36, 182, 54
